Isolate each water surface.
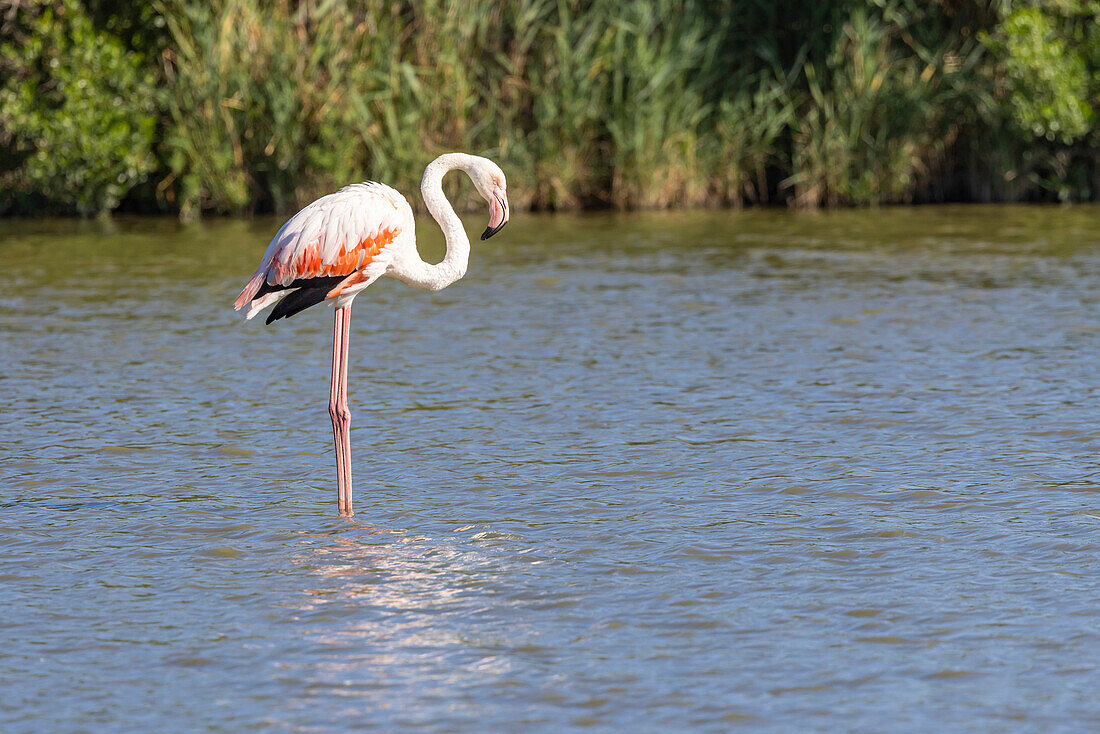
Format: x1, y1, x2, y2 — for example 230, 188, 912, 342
2, 206, 1099, 731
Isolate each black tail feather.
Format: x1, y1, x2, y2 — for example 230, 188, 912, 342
255, 275, 344, 301
265, 277, 345, 324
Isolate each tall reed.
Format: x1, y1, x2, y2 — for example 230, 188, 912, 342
2, 0, 1096, 215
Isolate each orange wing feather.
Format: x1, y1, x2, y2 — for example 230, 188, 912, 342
234, 182, 408, 314
237, 227, 397, 309
322, 227, 399, 298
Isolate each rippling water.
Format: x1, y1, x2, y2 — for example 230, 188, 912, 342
2, 206, 1099, 731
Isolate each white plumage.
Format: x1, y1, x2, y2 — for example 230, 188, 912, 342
260, 182, 411, 285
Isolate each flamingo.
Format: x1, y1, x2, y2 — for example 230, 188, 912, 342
234, 153, 510, 515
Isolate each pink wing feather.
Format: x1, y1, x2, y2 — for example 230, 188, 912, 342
234, 182, 410, 313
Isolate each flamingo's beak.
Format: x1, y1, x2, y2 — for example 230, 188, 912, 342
481, 188, 509, 240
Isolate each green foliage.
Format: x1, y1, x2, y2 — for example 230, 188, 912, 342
157, 0, 374, 216
2, 0, 1099, 216
982, 5, 1092, 143
0, 0, 157, 215
158, 0, 524, 216
706, 74, 795, 206
519, 0, 606, 209
787, 10, 936, 206
976, 1, 1099, 200
600, 1, 713, 208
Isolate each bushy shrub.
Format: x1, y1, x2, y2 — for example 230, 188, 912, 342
0, 0, 157, 215
978, 2, 1098, 200
983, 6, 1093, 144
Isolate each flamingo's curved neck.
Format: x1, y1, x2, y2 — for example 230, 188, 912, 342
397, 154, 476, 291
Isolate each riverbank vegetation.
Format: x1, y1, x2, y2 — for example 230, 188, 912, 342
1, 0, 1097, 217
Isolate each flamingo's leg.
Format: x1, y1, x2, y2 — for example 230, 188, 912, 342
336, 306, 353, 515
329, 307, 352, 514
329, 307, 345, 512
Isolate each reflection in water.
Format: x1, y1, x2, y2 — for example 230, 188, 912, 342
2, 206, 1099, 730
284, 524, 549, 728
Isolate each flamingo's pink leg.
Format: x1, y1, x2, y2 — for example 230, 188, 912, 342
329, 307, 352, 514
336, 306, 353, 515
329, 307, 345, 512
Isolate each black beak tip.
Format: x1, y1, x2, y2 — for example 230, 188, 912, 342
481, 221, 507, 241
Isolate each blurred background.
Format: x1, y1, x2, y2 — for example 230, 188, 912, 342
1, 0, 1097, 218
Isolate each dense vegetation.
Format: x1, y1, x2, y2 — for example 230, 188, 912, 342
1, 0, 1097, 217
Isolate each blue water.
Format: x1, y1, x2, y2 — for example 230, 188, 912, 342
2, 206, 1099, 731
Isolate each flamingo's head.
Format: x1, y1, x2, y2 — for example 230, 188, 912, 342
470, 158, 510, 240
